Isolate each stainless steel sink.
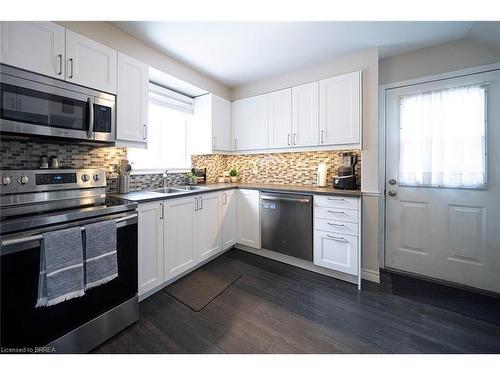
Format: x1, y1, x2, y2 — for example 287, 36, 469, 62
150, 187, 187, 194
175, 185, 209, 191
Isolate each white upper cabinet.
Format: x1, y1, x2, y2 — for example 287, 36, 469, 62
0, 22, 65, 79
212, 95, 232, 151
268, 88, 292, 149
319, 71, 361, 146
192, 94, 232, 154
116, 52, 149, 145
232, 94, 269, 151
65, 29, 117, 94
291, 81, 319, 147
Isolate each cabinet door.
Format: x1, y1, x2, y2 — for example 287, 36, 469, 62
197, 192, 222, 262
212, 95, 232, 151
236, 189, 261, 249
65, 29, 117, 94
319, 71, 361, 146
138, 202, 164, 296
268, 88, 292, 149
313, 231, 358, 275
164, 196, 197, 280
292, 81, 319, 147
0, 22, 65, 79
233, 94, 268, 150
222, 189, 237, 250
116, 52, 149, 144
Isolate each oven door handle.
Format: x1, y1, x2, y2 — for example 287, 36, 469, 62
1, 213, 137, 247
87, 97, 94, 140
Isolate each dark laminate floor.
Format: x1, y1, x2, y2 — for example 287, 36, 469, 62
94, 249, 500, 354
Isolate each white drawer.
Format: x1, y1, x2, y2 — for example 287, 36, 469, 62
314, 195, 359, 210
314, 206, 359, 223
314, 218, 359, 237
314, 230, 358, 276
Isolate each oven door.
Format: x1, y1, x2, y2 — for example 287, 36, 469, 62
0, 211, 138, 350
0, 74, 94, 141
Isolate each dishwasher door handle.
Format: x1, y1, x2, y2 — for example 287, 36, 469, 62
261, 195, 311, 203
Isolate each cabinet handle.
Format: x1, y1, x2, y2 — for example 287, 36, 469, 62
327, 209, 345, 215
287, 133, 291, 146
327, 222, 345, 227
320, 130, 325, 143
57, 54, 63, 76
293, 133, 297, 145
199, 196, 203, 210
234, 139, 237, 149
327, 197, 345, 201
160, 203, 164, 219
326, 234, 348, 242
223, 193, 227, 204
213, 136, 216, 148
68, 58, 74, 79
143, 124, 147, 140
195, 197, 198, 211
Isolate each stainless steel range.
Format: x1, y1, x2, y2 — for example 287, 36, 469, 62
0, 168, 139, 353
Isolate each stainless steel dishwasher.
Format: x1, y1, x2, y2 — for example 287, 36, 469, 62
260, 191, 313, 261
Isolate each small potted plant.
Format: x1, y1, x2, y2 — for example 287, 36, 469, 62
229, 167, 238, 183
186, 170, 196, 185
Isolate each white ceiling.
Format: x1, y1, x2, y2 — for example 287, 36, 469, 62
112, 21, 498, 88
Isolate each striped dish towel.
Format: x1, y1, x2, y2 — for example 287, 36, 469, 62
84, 220, 118, 290
36, 227, 85, 307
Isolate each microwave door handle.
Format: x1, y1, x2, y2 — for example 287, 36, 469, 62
87, 98, 94, 139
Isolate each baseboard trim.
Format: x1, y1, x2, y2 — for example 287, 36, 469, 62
361, 268, 380, 283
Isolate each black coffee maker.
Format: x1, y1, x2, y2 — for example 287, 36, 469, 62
333, 153, 357, 190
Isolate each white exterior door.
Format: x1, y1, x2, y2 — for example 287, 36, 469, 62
232, 94, 269, 150
164, 196, 197, 280
138, 202, 164, 296
116, 52, 149, 144
268, 88, 292, 149
65, 29, 117, 94
319, 71, 361, 146
222, 189, 237, 250
291, 81, 319, 147
385, 69, 500, 293
0, 22, 65, 79
197, 192, 222, 262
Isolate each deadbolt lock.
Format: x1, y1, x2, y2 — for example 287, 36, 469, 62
389, 179, 397, 185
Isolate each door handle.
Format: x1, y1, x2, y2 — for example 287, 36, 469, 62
68, 58, 74, 79
57, 54, 63, 76
388, 190, 397, 197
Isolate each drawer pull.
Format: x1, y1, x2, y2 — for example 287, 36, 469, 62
327, 197, 345, 201
327, 209, 345, 215
327, 222, 345, 227
326, 234, 348, 242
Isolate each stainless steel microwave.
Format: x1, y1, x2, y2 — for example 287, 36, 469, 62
0, 64, 115, 143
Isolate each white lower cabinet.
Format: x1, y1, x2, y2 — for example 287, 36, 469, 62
222, 189, 237, 250
164, 196, 197, 280
314, 231, 358, 275
313, 195, 361, 284
196, 192, 222, 262
138, 201, 164, 296
236, 189, 261, 249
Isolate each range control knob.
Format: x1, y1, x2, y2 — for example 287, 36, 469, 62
2, 176, 12, 185
18, 176, 29, 185
81, 174, 90, 182
93, 174, 100, 181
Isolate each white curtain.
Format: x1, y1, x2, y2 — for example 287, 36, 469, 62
399, 84, 487, 188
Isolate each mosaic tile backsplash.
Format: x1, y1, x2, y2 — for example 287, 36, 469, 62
0, 138, 187, 192
192, 150, 361, 187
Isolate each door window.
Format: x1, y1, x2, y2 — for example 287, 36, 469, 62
399, 84, 487, 188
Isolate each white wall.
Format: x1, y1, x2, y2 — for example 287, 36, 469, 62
380, 38, 500, 85
232, 48, 381, 277
57, 22, 231, 100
